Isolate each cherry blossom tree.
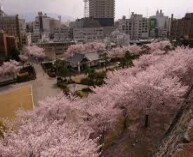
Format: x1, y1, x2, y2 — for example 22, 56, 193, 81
146, 40, 173, 53
19, 54, 29, 62
0, 60, 20, 76
20, 45, 46, 61
66, 42, 106, 56
0, 95, 101, 157
108, 44, 141, 59
1, 46, 193, 156
108, 47, 128, 59
85, 42, 106, 53
127, 44, 142, 56
66, 43, 85, 56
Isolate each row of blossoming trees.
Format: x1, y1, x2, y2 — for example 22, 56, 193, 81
1, 41, 193, 156
108, 40, 173, 59
66, 41, 172, 59
66, 42, 106, 56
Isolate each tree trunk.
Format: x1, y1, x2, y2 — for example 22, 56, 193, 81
145, 114, 149, 128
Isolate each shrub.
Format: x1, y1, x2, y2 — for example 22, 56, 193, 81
80, 78, 94, 86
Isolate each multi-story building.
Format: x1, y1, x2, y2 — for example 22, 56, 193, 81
171, 13, 193, 39
117, 13, 149, 40
0, 30, 18, 60
0, 14, 25, 47
70, 17, 110, 42
69, 17, 101, 28
31, 12, 61, 43
73, 27, 104, 42
149, 10, 170, 38
38, 41, 75, 59
53, 25, 72, 42
31, 21, 41, 43
89, 0, 115, 26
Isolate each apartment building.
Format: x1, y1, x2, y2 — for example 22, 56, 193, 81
171, 13, 193, 39
53, 26, 73, 42
0, 15, 25, 47
70, 17, 107, 42
73, 27, 104, 42
31, 12, 61, 43
149, 10, 170, 38
117, 13, 149, 40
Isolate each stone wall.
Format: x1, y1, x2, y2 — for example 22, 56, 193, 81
152, 86, 193, 157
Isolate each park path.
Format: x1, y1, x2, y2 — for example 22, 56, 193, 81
31, 63, 62, 105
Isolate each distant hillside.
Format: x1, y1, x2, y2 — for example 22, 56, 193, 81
19, 12, 74, 23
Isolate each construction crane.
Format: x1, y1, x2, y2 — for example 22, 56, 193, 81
0, 0, 5, 16
0, 0, 3, 11
83, 0, 89, 18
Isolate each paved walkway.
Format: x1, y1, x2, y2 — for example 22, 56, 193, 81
31, 63, 61, 105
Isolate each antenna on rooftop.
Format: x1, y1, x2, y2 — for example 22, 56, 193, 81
83, 0, 89, 18
0, 0, 5, 16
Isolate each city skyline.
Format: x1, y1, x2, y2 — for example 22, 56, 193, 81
1, 0, 193, 20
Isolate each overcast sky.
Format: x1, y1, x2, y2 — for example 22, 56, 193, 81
1, 0, 193, 20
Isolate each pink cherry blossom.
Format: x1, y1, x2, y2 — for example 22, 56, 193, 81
66, 42, 106, 56
21, 45, 46, 60
0, 60, 19, 76
1, 46, 193, 156
108, 44, 141, 59
146, 40, 173, 53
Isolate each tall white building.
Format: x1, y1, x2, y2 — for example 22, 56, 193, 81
31, 21, 41, 43
89, 0, 115, 26
149, 10, 170, 38
31, 12, 61, 43
117, 13, 149, 40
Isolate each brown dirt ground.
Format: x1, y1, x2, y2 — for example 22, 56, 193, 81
0, 85, 33, 120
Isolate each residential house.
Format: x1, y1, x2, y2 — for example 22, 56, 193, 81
67, 52, 102, 72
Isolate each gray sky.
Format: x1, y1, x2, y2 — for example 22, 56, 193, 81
1, 0, 193, 19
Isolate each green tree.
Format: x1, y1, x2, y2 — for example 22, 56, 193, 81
6, 49, 20, 61
55, 60, 71, 79
120, 52, 133, 68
